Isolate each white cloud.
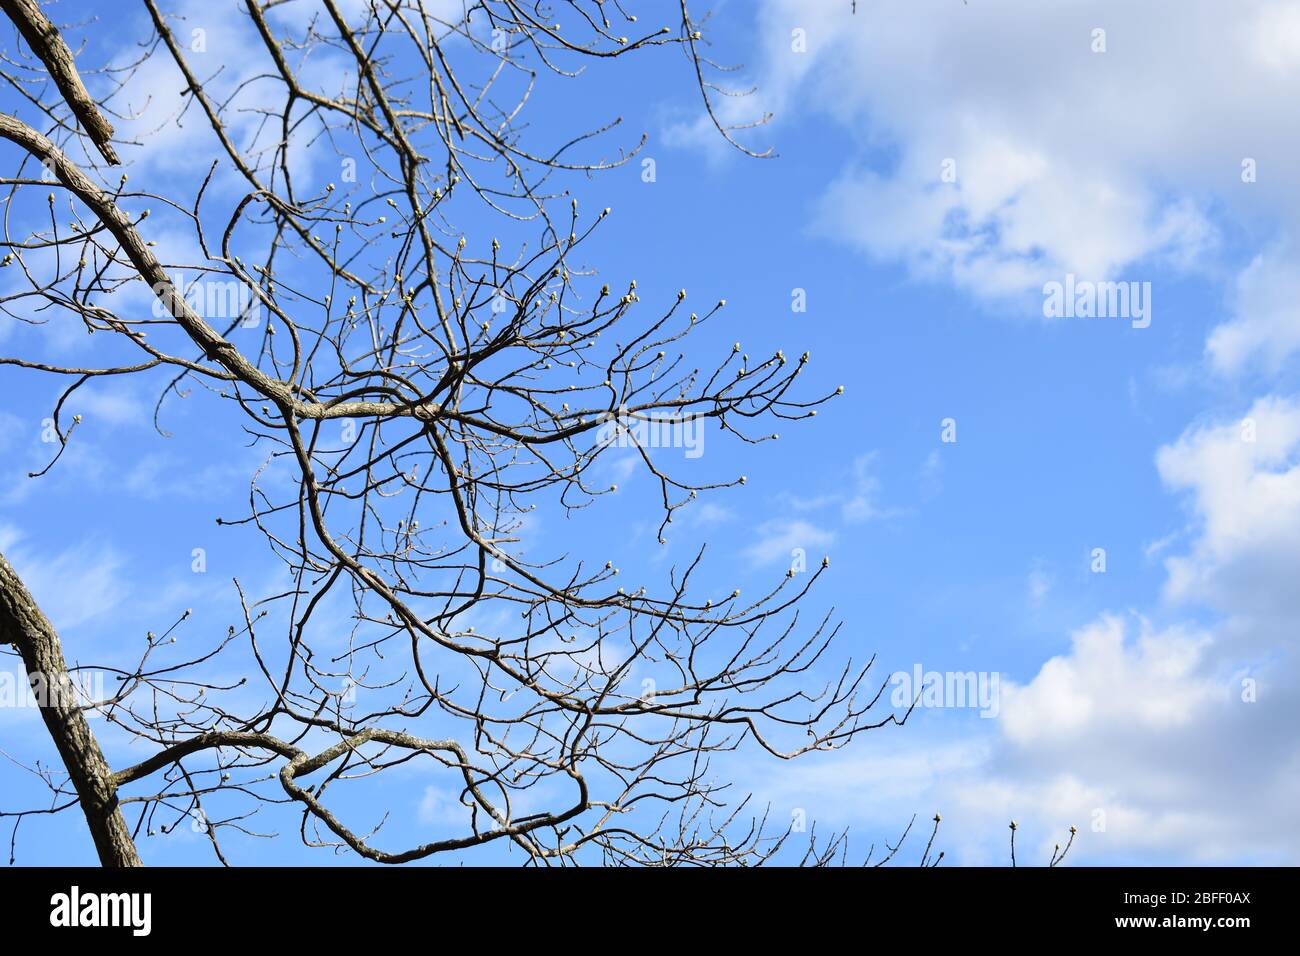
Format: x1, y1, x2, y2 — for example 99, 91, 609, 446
953, 399, 1300, 862
417, 785, 467, 826
688, 7, 1300, 859
752, 392, 1300, 863
743, 518, 834, 567
684, 0, 1300, 371
842, 452, 889, 522
1157, 395, 1300, 634
776, 451, 897, 523
984, 611, 1296, 862
764, 609, 1297, 863
686, 501, 733, 527
62, 381, 149, 430
1026, 568, 1053, 607
1207, 246, 1300, 375
1, 530, 129, 632
1000, 615, 1220, 746
933, 398, 1300, 862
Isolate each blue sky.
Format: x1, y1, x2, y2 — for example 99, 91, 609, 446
2, 0, 1298, 866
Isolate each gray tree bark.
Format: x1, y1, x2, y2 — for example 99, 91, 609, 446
0, 0, 120, 164
0, 551, 141, 866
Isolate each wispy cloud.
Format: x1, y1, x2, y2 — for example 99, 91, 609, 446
743, 518, 835, 568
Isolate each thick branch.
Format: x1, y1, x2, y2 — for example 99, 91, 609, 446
0, 0, 120, 164
0, 550, 140, 866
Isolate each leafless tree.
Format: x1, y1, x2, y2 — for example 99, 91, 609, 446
0, 0, 1075, 869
